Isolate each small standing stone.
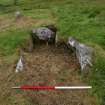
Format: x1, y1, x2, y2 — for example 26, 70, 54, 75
15, 56, 23, 73
15, 11, 22, 20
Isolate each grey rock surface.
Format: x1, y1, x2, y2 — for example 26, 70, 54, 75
32, 27, 54, 41
67, 37, 93, 71
15, 56, 23, 73
29, 25, 57, 52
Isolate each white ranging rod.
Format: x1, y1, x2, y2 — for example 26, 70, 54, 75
55, 86, 92, 89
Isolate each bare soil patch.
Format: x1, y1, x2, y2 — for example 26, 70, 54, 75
0, 44, 96, 105
0, 16, 55, 32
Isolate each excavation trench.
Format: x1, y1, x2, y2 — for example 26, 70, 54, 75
13, 43, 96, 105
0, 43, 96, 105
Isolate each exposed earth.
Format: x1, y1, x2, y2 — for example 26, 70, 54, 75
0, 43, 96, 105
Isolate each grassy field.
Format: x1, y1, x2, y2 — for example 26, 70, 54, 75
0, 0, 105, 105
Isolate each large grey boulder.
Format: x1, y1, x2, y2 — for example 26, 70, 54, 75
29, 25, 57, 52
31, 27, 54, 41
67, 37, 93, 72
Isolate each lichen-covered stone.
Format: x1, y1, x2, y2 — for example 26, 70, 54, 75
67, 37, 93, 72
29, 25, 57, 52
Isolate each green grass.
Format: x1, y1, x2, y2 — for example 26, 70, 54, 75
88, 53, 105, 105
0, 0, 105, 104
0, 28, 28, 56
